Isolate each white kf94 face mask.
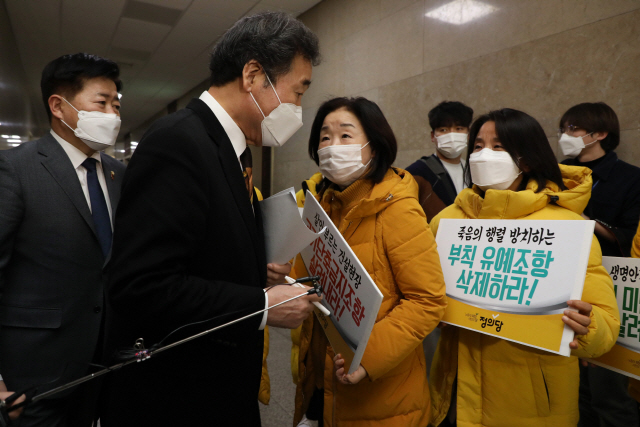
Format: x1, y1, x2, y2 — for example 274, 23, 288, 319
436, 132, 468, 159
469, 148, 522, 191
250, 73, 303, 147
318, 142, 371, 187
558, 132, 596, 158
60, 98, 121, 151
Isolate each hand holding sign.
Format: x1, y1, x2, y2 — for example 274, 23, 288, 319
333, 353, 367, 385
563, 300, 593, 350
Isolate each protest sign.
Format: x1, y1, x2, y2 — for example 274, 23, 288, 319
588, 257, 640, 379
300, 190, 383, 374
436, 219, 595, 356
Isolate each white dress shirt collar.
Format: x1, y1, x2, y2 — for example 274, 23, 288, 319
199, 90, 247, 168
50, 130, 101, 166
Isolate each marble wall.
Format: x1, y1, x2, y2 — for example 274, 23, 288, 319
272, 0, 640, 193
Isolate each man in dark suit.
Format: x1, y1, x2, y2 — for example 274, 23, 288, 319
0, 53, 125, 426
102, 12, 321, 426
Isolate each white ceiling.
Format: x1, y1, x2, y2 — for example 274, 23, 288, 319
4, 0, 321, 137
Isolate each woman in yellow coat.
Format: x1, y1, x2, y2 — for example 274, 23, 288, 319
293, 97, 447, 426
628, 223, 640, 402
429, 109, 620, 427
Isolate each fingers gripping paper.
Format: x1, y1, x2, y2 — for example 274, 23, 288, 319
300, 190, 383, 374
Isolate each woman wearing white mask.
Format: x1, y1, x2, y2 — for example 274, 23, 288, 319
428, 109, 619, 427
293, 97, 447, 427
558, 103, 640, 427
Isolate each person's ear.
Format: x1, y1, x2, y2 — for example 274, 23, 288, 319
593, 131, 608, 141
431, 131, 436, 144
49, 95, 65, 121
242, 60, 263, 93
517, 157, 530, 173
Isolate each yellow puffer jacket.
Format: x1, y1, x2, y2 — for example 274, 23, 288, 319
628, 222, 640, 402
291, 172, 325, 384
255, 187, 270, 406
293, 168, 447, 426
429, 164, 620, 427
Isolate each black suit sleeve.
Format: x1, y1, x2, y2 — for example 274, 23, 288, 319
106, 127, 265, 342
0, 153, 24, 375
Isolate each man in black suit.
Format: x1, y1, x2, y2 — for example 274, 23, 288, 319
0, 53, 125, 426
102, 12, 321, 426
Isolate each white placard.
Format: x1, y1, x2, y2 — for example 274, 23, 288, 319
588, 257, 640, 379
436, 219, 594, 356
300, 190, 383, 374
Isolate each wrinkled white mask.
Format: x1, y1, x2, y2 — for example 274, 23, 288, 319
469, 148, 522, 191
318, 142, 371, 187
558, 132, 596, 158
60, 97, 120, 151
436, 132, 467, 159
250, 73, 303, 147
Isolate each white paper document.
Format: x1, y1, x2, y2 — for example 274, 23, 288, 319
259, 187, 326, 264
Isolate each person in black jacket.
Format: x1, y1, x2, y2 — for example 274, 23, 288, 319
0, 53, 126, 427
559, 101, 640, 427
406, 101, 473, 222
101, 12, 321, 427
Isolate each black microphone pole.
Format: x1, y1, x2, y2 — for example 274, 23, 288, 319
1, 276, 322, 416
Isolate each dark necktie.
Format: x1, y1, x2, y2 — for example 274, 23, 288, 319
82, 158, 112, 257
240, 147, 254, 202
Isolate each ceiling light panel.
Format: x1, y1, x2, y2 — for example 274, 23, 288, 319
122, 0, 184, 26
62, 0, 126, 54
426, 0, 498, 25
135, 0, 192, 10
111, 17, 172, 52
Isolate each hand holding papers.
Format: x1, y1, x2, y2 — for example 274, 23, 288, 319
260, 187, 326, 264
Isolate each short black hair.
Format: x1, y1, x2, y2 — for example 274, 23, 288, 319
41, 53, 122, 121
559, 102, 620, 152
309, 97, 397, 185
209, 12, 320, 87
465, 108, 566, 193
428, 101, 474, 130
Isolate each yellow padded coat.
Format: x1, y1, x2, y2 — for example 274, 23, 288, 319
428, 164, 620, 427
628, 222, 640, 402
293, 168, 447, 426
291, 172, 325, 385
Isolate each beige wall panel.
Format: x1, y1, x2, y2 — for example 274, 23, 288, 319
378, 9, 640, 166
615, 128, 640, 167
422, 0, 640, 74
273, 2, 640, 192
301, 0, 383, 48
273, 158, 319, 194
343, 1, 425, 95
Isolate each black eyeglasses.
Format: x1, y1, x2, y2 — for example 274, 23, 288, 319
557, 124, 586, 138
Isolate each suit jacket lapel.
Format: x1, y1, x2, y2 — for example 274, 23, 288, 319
186, 99, 262, 260
38, 134, 97, 236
